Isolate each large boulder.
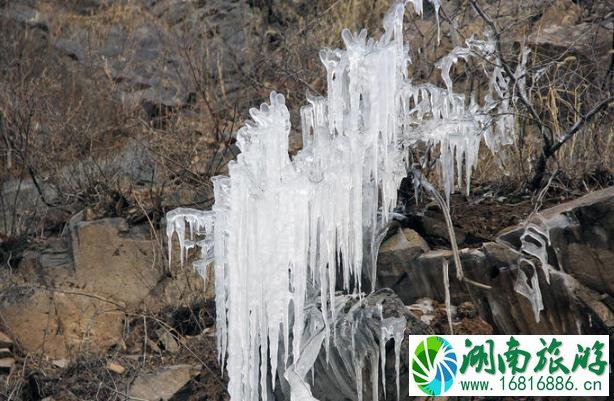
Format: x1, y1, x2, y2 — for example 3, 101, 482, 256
0, 215, 211, 359
0, 0, 261, 111
0, 286, 123, 360
527, 0, 612, 60
70, 216, 164, 307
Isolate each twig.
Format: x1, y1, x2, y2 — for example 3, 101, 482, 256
548, 96, 613, 154
409, 167, 492, 290
31, 286, 125, 308
468, 0, 546, 132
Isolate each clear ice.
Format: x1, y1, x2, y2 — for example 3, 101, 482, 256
513, 220, 553, 322
166, 1, 520, 400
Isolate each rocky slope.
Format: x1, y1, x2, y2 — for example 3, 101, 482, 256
1, 186, 612, 400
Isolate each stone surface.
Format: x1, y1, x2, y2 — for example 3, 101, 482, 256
0, 142, 154, 237
498, 186, 614, 296
527, 0, 612, 60
373, 187, 614, 336
17, 216, 165, 309
128, 364, 201, 401
0, 357, 15, 373
70, 216, 164, 307
157, 329, 180, 353
377, 223, 430, 296
0, 331, 12, 348
0, 3, 47, 29
401, 212, 467, 246
0, 0, 259, 111
0, 287, 124, 360
396, 241, 607, 335
106, 361, 126, 375
0, 213, 214, 359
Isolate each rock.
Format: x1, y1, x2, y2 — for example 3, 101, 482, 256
106, 361, 126, 375
402, 213, 467, 246
377, 223, 430, 297
470, 188, 614, 334
408, 298, 493, 335
0, 141, 154, 237
0, 348, 11, 358
409, 242, 594, 335
70, 217, 164, 308
146, 338, 162, 354
128, 364, 201, 401
142, 255, 211, 312
2, 211, 217, 359
0, 357, 15, 373
31, 0, 261, 111
384, 248, 476, 305
374, 187, 614, 338
574, 287, 614, 330
52, 359, 69, 369
0, 287, 124, 360
392, 184, 613, 336
527, 0, 611, 60
498, 186, 614, 295
0, 3, 47, 30
0, 331, 12, 348
157, 329, 180, 353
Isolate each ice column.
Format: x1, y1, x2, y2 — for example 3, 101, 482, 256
167, 1, 520, 400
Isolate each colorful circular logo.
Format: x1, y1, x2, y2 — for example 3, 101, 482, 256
412, 336, 458, 396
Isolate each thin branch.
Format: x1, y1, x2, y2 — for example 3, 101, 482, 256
548, 95, 613, 154
469, 0, 550, 136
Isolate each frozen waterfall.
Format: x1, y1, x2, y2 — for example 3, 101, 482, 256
166, 1, 520, 400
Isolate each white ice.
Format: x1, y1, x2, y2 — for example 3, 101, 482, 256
167, 1, 520, 400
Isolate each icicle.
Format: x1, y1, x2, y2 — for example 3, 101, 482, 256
356, 358, 364, 401
409, 0, 423, 16
520, 223, 552, 284
432, 0, 441, 43
380, 317, 406, 401
166, 208, 215, 274
514, 258, 544, 322
370, 351, 379, 401
393, 324, 403, 401
166, 1, 520, 400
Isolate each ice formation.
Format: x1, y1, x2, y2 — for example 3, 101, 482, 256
513, 220, 553, 322
514, 258, 544, 323
166, 1, 520, 400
